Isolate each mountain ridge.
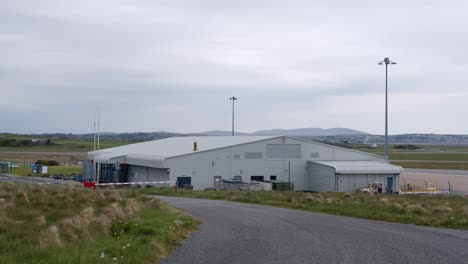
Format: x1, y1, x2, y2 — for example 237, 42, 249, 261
200, 127, 368, 136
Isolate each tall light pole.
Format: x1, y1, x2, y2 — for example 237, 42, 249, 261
378, 57, 397, 162
229, 96, 237, 136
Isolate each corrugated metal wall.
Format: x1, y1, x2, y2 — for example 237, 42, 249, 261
307, 163, 336, 192
337, 174, 377, 192
337, 174, 400, 193
128, 165, 169, 183
308, 161, 401, 193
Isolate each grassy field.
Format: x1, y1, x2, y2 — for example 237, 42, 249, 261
142, 188, 468, 229
0, 138, 134, 152
9, 165, 84, 177
2, 136, 467, 171
0, 183, 199, 264
351, 144, 468, 170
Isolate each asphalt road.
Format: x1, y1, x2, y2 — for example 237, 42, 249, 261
0, 173, 77, 186
404, 168, 468, 176
158, 196, 468, 264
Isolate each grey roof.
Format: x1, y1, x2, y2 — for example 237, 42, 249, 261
309, 160, 403, 174
89, 136, 280, 166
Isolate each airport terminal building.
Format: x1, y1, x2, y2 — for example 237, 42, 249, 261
87, 136, 403, 193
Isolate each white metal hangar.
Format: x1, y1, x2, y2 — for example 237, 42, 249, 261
87, 136, 403, 193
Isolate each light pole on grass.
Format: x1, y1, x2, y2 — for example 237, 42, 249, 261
378, 57, 397, 162
229, 96, 237, 136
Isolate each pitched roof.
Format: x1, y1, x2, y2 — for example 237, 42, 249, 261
89, 136, 280, 162
308, 160, 403, 174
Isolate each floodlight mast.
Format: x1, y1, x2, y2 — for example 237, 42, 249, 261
229, 96, 237, 136
378, 57, 397, 163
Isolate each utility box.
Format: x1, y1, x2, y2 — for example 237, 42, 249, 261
269, 181, 294, 191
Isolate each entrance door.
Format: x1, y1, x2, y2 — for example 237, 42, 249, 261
213, 176, 221, 188
387, 176, 394, 193
177, 176, 191, 188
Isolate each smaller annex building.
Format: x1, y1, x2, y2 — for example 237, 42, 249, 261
87, 136, 403, 193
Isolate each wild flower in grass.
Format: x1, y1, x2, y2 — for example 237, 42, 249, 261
100, 252, 105, 258
174, 219, 183, 226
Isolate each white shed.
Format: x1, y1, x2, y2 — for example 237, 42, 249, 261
307, 161, 403, 193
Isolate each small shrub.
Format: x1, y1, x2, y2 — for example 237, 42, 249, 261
35, 160, 60, 166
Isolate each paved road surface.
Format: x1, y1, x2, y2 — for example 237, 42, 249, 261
404, 168, 468, 175
402, 169, 468, 195
0, 174, 77, 186
0, 151, 86, 156
158, 196, 468, 264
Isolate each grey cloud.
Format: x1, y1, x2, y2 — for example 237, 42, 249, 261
1, 0, 467, 134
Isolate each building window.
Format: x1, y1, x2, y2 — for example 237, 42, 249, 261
244, 152, 263, 159
266, 144, 301, 159
270, 175, 277, 181
233, 154, 241, 159
251, 176, 264, 182
310, 152, 320, 158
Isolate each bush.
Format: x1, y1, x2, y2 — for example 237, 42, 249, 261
35, 160, 60, 166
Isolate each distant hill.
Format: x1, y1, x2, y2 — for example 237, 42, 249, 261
253, 127, 369, 136
4, 130, 467, 145
198, 130, 252, 136
199, 127, 368, 136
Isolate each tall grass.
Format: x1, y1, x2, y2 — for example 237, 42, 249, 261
144, 188, 468, 229
0, 183, 198, 264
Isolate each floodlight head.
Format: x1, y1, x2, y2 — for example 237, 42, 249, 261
378, 62, 383, 65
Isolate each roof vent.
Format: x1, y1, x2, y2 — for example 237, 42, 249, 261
193, 142, 198, 151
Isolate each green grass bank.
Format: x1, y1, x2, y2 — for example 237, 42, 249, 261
0, 183, 199, 264
142, 188, 468, 230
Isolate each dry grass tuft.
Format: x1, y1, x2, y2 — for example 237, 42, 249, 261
59, 207, 95, 240
151, 240, 168, 258
432, 206, 454, 213
305, 195, 324, 204
21, 192, 30, 204
392, 202, 403, 210
0, 198, 6, 209
103, 203, 126, 220
33, 215, 46, 225
105, 191, 122, 202
148, 198, 162, 209
344, 192, 353, 199
97, 190, 106, 199
463, 206, 468, 216
79, 207, 95, 225
39, 225, 62, 248
95, 215, 112, 234
380, 198, 391, 206
124, 199, 140, 217
0, 211, 10, 223
407, 204, 429, 214
60, 215, 82, 240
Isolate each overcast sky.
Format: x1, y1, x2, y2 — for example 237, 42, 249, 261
1, 0, 467, 135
